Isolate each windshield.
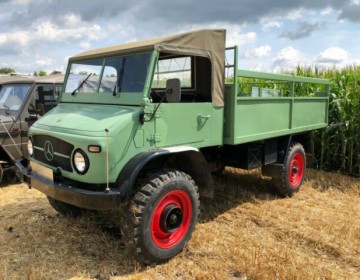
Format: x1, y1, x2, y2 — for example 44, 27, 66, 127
0, 84, 31, 111
64, 53, 151, 95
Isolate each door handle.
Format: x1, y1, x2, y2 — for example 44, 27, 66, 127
197, 114, 210, 125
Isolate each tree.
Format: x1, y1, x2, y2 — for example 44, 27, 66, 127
38, 70, 47, 76
0, 67, 15, 74
50, 70, 62, 75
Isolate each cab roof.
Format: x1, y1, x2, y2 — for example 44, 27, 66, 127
0, 74, 64, 85
70, 29, 226, 106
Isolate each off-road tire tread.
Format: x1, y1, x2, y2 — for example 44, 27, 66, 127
121, 168, 199, 265
273, 142, 306, 197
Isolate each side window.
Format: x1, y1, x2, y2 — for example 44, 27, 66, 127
152, 56, 192, 89
151, 55, 212, 103
35, 85, 57, 113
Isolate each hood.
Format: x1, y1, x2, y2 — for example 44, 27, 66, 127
0, 115, 16, 124
0, 115, 18, 134
33, 103, 139, 135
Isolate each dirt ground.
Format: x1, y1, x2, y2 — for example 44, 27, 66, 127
0, 168, 359, 280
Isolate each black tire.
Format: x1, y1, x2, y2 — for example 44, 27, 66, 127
121, 169, 200, 265
47, 197, 85, 218
0, 165, 3, 185
273, 142, 306, 197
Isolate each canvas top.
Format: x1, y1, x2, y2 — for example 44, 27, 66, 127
70, 29, 226, 106
0, 74, 64, 85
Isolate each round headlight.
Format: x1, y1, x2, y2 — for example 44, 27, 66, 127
73, 149, 89, 174
27, 139, 34, 157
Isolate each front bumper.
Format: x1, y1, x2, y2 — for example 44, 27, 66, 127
16, 159, 122, 210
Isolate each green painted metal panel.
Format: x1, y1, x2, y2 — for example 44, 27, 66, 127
30, 103, 155, 184
292, 98, 328, 128
209, 106, 224, 146
223, 45, 329, 145
234, 99, 291, 143
237, 69, 329, 85
224, 95, 329, 145
154, 103, 213, 148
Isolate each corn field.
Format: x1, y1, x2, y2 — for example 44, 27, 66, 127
294, 66, 360, 176
232, 65, 360, 176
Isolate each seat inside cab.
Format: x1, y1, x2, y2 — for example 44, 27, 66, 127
151, 54, 212, 103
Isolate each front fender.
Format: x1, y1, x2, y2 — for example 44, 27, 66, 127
117, 146, 214, 201
117, 149, 170, 201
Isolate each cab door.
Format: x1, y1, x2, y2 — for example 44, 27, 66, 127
22, 83, 61, 155
155, 103, 212, 148
151, 55, 219, 148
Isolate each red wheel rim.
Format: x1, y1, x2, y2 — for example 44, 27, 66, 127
288, 152, 304, 189
151, 190, 192, 249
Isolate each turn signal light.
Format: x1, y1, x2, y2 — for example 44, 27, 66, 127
88, 145, 101, 153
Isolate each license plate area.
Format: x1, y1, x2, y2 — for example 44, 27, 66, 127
31, 161, 53, 181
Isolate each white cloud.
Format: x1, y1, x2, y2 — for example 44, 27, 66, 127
0, 31, 30, 46
36, 21, 103, 42
12, 0, 32, 5
60, 13, 83, 28
273, 47, 306, 71
245, 45, 272, 58
285, 9, 304, 20
320, 7, 334, 15
226, 30, 257, 47
35, 56, 53, 67
317, 47, 349, 63
262, 21, 283, 31
0, 31, 31, 55
79, 41, 91, 49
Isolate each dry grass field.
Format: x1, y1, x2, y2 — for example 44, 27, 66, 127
0, 168, 359, 280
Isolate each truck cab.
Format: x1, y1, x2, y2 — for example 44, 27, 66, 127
0, 75, 63, 183
17, 29, 329, 264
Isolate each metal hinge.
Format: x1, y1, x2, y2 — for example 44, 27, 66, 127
144, 107, 161, 119
147, 134, 161, 143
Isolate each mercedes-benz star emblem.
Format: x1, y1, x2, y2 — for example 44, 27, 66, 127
44, 141, 54, 161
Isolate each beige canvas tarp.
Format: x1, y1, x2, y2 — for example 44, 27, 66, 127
0, 75, 34, 84
70, 29, 226, 107
0, 74, 64, 85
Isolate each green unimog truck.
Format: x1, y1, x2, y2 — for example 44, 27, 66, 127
17, 29, 329, 264
0, 74, 62, 183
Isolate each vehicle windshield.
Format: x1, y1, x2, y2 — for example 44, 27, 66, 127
0, 84, 31, 111
64, 53, 151, 94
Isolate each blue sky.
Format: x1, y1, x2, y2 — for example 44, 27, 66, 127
0, 0, 359, 74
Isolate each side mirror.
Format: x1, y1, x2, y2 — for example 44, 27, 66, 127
26, 103, 38, 121
36, 103, 45, 116
166, 78, 181, 103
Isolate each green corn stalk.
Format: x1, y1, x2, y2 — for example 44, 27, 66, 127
287, 65, 360, 176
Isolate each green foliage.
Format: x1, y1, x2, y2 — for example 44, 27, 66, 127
38, 70, 47, 76
295, 66, 360, 176
0, 67, 15, 74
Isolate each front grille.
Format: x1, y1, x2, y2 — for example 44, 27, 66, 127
32, 135, 74, 172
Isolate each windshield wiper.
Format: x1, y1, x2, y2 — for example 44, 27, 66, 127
3, 104, 11, 115
71, 73, 93, 96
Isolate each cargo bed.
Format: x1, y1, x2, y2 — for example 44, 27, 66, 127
224, 48, 329, 145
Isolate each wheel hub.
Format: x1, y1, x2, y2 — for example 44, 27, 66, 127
292, 166, 299, 174
288, 151, 305, 188
161, 205, 183, 232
